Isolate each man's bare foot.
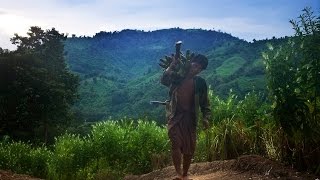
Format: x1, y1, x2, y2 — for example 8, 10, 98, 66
172, 177, 182, 180
172, 169, 183, 180
172, 171, 183, 180
182, 176, 192, 180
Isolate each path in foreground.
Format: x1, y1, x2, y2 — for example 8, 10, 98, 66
125, 155, 318, 180
0, 170, 42, 180
0, 155, 318, 180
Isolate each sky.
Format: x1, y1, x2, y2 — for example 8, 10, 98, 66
0, 0, 319, 50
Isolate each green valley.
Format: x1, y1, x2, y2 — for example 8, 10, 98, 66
65, 28, 285, 121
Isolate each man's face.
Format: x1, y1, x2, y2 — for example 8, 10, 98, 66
189, 62, 203, 76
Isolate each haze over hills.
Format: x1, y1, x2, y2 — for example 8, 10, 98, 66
64, 28, 286, 122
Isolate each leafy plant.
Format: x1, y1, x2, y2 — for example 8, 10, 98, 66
0, 140, 51, 178
48, 134, 95, 180
263, 7, 320, 173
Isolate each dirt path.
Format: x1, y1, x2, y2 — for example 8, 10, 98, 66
1, 155, 318, 180
0, 170, 42, 180
125, 155, 318, 180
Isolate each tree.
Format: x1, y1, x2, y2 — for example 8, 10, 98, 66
0, 26, 79, 143
263, 7, 320, 172
0, 53, 43, 141
290, 7, 320, 122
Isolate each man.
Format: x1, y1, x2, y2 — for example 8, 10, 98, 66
161, 54, 211, 180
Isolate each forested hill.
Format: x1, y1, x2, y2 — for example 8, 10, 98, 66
64, 28, 286, 122
65, 28, 238, 79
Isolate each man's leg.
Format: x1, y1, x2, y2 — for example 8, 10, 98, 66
172, 148, 182, 178
182, 154, 192, 178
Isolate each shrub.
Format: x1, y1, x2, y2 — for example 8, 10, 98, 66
0, 140, 51, 178
90, 118, 170, 174
195, 117, 253, 161
47, 134, 94, 180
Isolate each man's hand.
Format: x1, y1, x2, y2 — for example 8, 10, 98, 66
171, 54, 180, 67
202, 119, 210, 130
165, 54, 178, 72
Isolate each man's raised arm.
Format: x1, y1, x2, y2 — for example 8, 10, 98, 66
160, 56, 178, 87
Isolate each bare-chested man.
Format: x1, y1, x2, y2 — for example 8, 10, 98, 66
161, 54, 211, 180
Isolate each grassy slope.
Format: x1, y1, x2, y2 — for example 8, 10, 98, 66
65, 29, 285, 122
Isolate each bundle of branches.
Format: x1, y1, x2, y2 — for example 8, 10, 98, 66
159, 41, 195, 82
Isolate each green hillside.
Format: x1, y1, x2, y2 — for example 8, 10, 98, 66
64, 28, 286, 121
1, 8, 319, 178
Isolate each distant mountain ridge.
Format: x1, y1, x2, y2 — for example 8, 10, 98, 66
65, 28, 239, 79
64, 28, 286, 122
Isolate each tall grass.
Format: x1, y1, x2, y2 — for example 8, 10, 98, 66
195, 90, 278, 162
47, 134, 95, 180
195, 117, 253, 162
0, 118, 170, 179
0, 137, 51, 178
0, 91, 288, 179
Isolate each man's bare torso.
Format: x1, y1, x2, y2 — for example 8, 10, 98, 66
176, 77, 195, 113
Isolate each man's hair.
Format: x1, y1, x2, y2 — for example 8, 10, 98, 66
191, 54, 208, 70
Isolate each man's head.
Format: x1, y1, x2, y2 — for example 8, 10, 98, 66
188, 54, 208, 76
191, 54, 208, 70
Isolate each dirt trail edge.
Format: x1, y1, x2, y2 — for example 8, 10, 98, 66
0, 170, 42, 180
125, 155, 318, 180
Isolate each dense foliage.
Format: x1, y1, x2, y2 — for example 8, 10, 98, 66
0, 27, 79, 143
0, 119, 169, 179
263, 7, 320, 172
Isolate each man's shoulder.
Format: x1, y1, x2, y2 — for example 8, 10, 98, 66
194, 76, 207, 84
194, 76, 207, 93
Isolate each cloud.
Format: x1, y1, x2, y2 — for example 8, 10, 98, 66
0, 10, 6, 15
0, 32, 16, 50
0, 0, 317, 49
